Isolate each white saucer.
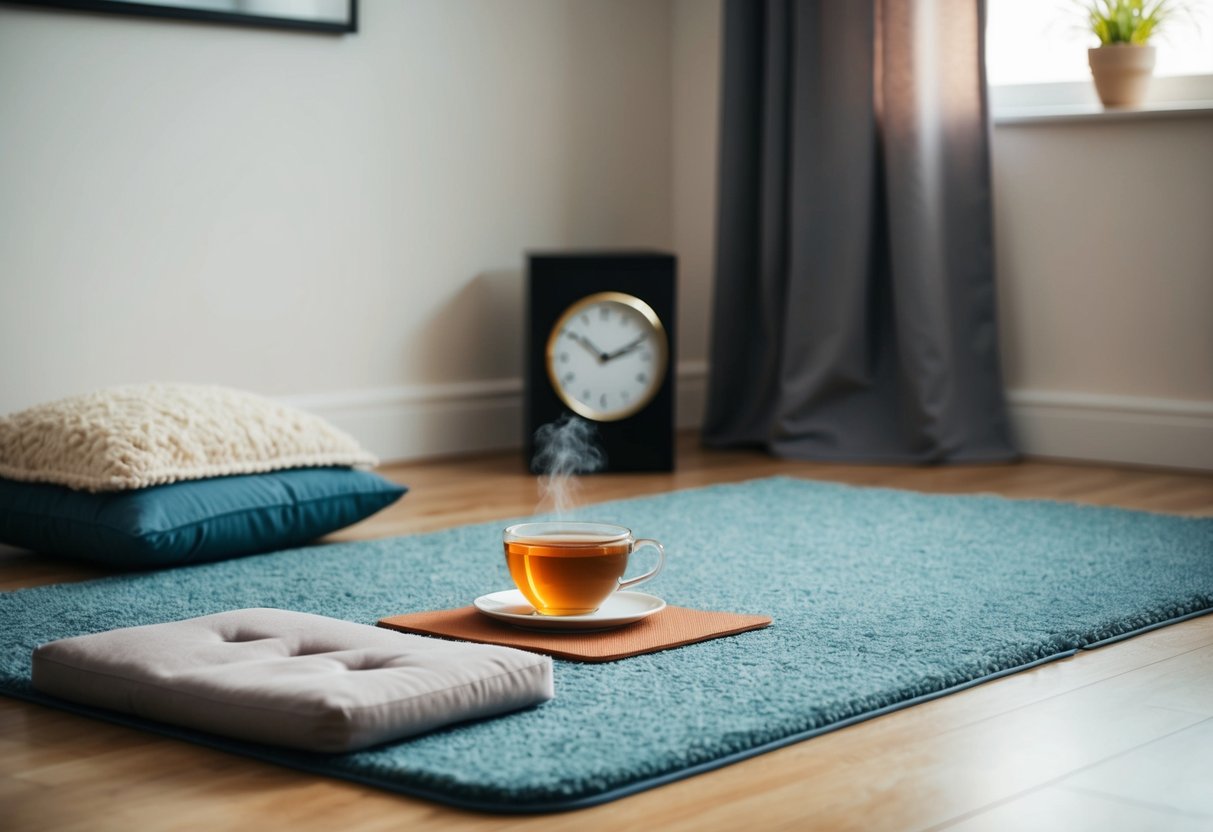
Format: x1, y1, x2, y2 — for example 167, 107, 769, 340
473, 590, 666, 631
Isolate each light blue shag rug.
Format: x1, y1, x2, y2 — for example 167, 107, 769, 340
2, 477, 1211, 812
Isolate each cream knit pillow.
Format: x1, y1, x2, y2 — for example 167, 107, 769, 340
0, 384, 377, 492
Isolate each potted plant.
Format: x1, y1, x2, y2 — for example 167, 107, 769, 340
1080, 0, 1181, 107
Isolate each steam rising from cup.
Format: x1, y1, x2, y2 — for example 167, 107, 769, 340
532, 414, 605, 516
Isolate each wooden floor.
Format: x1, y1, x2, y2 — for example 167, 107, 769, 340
2, 434, 1212, 831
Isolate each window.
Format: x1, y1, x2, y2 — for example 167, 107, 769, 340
985, 0, 1213, 114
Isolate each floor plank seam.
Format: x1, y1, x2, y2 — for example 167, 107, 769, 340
1153, 702, 1213, 719
1056, 782, 1213, 821
937, 634, 1213, 736
922, 715, 1213, 831
1039, 713, 1213, 789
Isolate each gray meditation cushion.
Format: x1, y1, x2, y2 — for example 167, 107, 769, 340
31, 608, 554, 753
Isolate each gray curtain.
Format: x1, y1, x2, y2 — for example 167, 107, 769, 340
704, 0, 1017, 463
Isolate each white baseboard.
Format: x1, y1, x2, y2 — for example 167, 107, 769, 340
1007, 389, 1213, 471
281, 361, 710, 464
283, 372, 1212, 472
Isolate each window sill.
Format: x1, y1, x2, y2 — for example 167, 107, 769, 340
994, 99, 1213, 126
990, 76, 1213, 126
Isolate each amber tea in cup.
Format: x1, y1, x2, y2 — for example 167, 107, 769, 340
502, 522, 665, 616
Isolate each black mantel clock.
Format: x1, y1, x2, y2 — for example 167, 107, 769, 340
526, 252, 676, 472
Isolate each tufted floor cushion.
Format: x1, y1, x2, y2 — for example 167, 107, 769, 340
31, 608, 554, 753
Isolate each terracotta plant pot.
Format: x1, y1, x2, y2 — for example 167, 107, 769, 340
1088, 44, 1156, 107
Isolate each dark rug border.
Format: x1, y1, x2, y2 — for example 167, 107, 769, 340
3, 605, 1210, 815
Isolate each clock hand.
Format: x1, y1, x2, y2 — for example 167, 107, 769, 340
569, 332, 609, 363
603, 335, 648, 362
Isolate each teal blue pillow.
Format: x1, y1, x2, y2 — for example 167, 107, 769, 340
0, 468, 406, 568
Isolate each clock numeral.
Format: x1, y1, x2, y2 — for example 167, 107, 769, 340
599, 393, 608, 408
621, 391, 630, 401
640, 351, 651, 362
620, 316, 630, 327
563, 372, 575, 384
559, 352, 569, 363
637, 373, 648, 384
580, 314, 590, 326
582, 389, 591, 402
599, 306, 610, 321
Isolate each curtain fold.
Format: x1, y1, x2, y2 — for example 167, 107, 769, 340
704, 0, 1016, 463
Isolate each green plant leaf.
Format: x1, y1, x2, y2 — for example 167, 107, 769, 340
1075, 0, 1188, 45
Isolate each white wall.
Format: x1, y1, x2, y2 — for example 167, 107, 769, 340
0, 0, 676, 457
670, 0, 721, 374
992, 117, 1213, 469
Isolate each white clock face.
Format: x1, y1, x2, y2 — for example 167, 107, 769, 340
546, 292, 668, 422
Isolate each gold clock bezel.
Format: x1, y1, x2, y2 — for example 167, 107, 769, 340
545, 291, 669, 423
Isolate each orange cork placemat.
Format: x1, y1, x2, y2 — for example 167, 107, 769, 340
377, 606, 772, 662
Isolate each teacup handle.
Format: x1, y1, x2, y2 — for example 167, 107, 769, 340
618, 539, 665, 591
